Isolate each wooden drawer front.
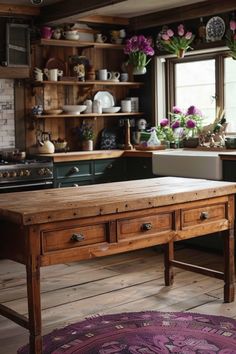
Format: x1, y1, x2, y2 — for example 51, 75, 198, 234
42, 224, 107, 253
118, 213, 173, 241
55, 162, 92, 179
94, 159, 115, 176
181, 203, 226, 229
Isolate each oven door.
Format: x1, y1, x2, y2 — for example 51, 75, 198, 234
0, 180, 53, 193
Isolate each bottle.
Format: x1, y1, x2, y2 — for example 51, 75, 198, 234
198, 17, 206, 42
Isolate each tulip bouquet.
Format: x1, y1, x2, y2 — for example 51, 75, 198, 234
124, 35, 154, 73
160, 24, 195, 58
226, 20, 236, 60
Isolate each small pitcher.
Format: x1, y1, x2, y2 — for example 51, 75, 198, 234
92, 99, 102, 114
44, 68, 63, 81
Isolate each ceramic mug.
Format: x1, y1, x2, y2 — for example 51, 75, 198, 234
121, 100, 131, 113
97, 69, 111, 81
35, 72, 43, 82
120, 73, 129, 82
41, 26, 53, 39
95, 34, 107, 43
44, 68, 63, 81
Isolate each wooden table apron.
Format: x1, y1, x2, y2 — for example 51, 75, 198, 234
0, 177, 235, 354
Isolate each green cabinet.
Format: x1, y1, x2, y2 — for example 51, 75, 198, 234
223, 160, 236, 181
94, 158, 125, 183
124, 157, 154, 180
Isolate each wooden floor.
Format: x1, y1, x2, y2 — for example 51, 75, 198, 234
1, 246, 236, 353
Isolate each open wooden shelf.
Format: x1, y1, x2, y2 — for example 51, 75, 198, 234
38, 38, 124, 50
32, 80, 144, 87
34, 112, 144, 118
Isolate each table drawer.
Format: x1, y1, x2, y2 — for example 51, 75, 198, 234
42, 224, 107, 253
181, 203, 226, 229
118, 213, 173, 241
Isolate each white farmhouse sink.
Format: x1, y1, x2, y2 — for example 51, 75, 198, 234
152, 150, 222, 180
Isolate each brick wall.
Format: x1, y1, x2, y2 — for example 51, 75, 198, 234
0, 79, 15, 148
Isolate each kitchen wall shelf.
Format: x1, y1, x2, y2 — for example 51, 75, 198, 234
34, 112, 144, 118
38, 38, 124, 50
32, 80, 143, 87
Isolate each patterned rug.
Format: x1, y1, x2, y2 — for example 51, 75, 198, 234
18, 311, 236, 353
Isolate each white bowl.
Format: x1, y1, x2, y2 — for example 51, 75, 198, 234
62, 105, 87, 114
102, 106, 121, 113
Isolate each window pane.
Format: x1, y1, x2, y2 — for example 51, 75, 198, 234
175, 60, 216, 125
224, 57, 236, 132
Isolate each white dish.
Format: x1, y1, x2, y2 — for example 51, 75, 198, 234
62, 105, 87, 114
206, 16, 225, 42
102, 106, 121, 113
94, 91, 115, 108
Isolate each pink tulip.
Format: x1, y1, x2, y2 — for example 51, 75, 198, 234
178, 24, 185, 36
167, 29, 174, 37
162, 33, 170, 41
230, 20, 236, 31
185, 32, 192, 40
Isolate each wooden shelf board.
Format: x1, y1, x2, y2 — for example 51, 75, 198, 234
35, 112, 144, 118
32, 80, 143, 87
38, 38, 124, 50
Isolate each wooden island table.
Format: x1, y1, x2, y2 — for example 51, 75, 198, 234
0, 176, 236, 354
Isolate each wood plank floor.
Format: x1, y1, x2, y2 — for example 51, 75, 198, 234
1, 246, 236, 353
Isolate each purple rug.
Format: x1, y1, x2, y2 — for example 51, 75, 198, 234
18, 311, 236, 353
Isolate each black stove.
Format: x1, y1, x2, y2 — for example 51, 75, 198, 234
0, 157, 54, 192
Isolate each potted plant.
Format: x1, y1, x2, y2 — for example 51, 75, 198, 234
124, 35, 154, 75
160, 24, 195, 58
80, 122, 94, 151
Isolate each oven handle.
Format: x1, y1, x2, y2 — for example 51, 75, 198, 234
0, 181, 53, 190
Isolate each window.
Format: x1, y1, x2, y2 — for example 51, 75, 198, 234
160, 52, 236, 133
175, 59, 216, 125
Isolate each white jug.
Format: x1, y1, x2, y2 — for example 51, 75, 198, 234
84, 99, 93, 113
92, 99, 102, 114
44, 68, 63, 82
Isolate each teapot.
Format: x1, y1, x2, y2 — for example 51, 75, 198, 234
37, 132, 55, 154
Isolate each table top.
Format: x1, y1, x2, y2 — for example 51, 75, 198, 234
0, 177, 236, 226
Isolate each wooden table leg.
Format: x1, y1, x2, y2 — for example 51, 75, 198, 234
26, 256, 42, 354
164, 241, 174, 286
223, 228, 235, 303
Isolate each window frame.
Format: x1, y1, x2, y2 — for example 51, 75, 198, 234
157, 50, 232, 130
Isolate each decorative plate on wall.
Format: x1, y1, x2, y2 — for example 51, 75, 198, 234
206, 16, 225, 42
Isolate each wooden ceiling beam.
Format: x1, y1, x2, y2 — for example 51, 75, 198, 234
130, 0, 236, 30
0, 4, 40, 17
40, 0, 126, 24
78, 15, 129, 26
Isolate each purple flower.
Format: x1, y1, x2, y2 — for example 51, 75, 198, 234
167, 29, 174, 37
124, 35, 154, 56
178, 24, 185, 36
172, 120, 180, 129
162, 33, 170, 41
186, 105, 202, 116
185, 32, 192, 40
186, 119, 196, 128
230, 20, 236, 31
160, 118, 169, 127
173, 106, 183, 114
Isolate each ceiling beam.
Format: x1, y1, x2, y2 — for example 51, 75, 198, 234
130, 0, 236, 30
40, 0, 126, 24
78, 15, 129, 26
0, 4, 40, 17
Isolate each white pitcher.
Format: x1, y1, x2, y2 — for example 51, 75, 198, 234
44, 68, 63, 81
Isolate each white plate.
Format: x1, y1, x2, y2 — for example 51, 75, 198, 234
94, 91, 115, 108
206, 16, 225, 42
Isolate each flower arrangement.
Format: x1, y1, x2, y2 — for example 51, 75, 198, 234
124, 35, 154, 73
160, 24, 195, 58
156, 105, 203, 144
226, 20, 236, 60
79, 121, 94, 141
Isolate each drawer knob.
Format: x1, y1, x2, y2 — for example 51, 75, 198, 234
69, 166, 79, 175
142, 223, 152, 231
200, 211, 209, 220
71, 233, 85, 242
